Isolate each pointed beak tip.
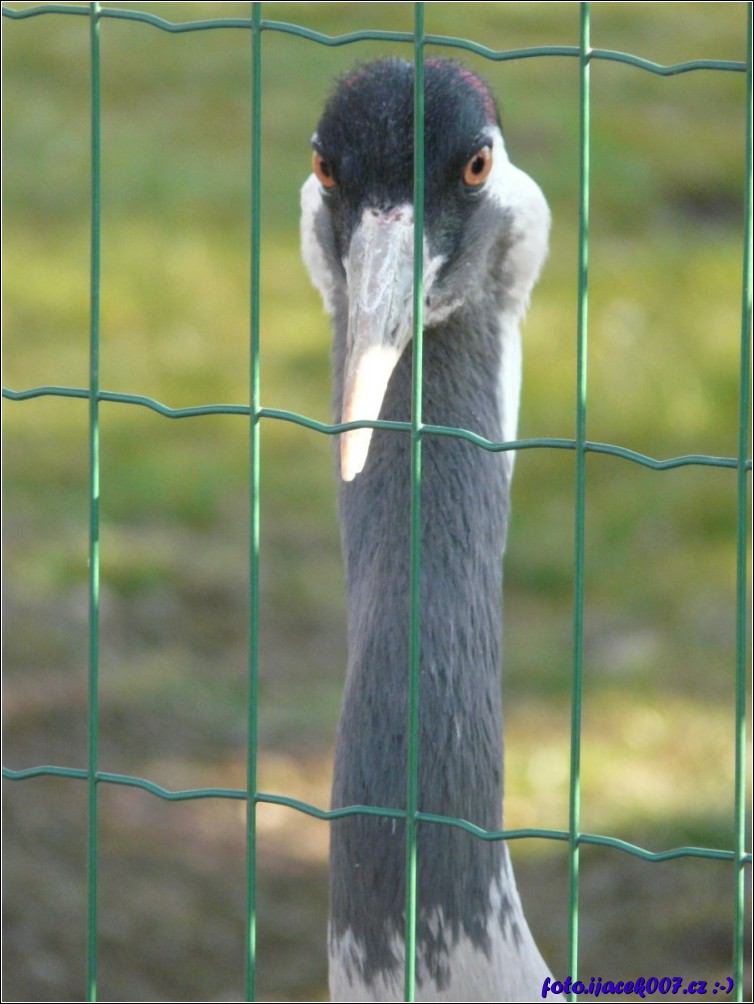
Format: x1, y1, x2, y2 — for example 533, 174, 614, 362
340, 448, 357, 482
340, 428, 371, 483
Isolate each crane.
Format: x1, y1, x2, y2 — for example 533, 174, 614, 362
301, 57, 558, 1003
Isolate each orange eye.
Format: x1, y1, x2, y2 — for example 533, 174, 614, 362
463, 145, 493, 186
312, 151, 336, 188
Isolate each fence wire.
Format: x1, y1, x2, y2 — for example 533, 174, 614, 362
2, 2, 751, 1003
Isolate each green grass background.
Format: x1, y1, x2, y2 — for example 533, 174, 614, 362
3, 2, 751, 1001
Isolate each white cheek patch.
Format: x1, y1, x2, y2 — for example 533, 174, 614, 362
486, 126, 551, 313
300, 172, 336, 314
485, 125, 551, 469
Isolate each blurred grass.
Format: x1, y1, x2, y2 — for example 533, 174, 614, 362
2, 2, 751, 1001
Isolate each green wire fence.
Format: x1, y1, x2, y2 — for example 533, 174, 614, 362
2, 2, 751, 1002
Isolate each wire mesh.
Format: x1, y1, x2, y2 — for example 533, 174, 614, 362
2, 2, 751, 1002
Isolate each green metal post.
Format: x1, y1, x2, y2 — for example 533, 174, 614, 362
568, 3, 591, 996
87, 2, 102, 1000
404, 3, 425, 1000
246, 2, 262, 1000
732, 6, 752, 1000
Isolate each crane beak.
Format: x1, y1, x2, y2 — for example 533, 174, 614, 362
341, 207, 416, 482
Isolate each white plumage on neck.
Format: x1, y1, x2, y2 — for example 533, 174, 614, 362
330, 847, 562, 1002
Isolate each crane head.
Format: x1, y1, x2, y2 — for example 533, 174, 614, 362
301, 58, 549, 481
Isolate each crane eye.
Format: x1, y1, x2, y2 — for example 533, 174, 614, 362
312, 151, 336, 188
463, 145, 493, 186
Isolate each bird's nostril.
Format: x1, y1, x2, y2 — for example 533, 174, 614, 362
368, 205, 406, 222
